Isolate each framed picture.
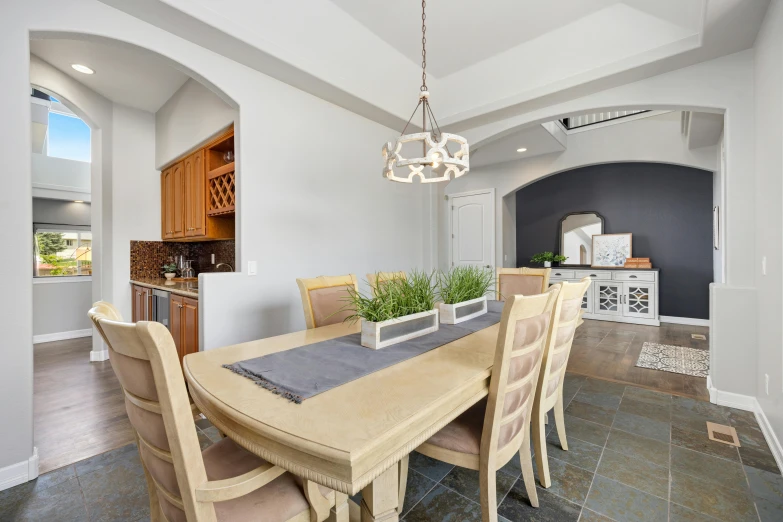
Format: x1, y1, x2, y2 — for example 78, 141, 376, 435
592, 233, 632, 267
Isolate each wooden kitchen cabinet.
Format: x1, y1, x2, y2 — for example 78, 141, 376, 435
161, 161, 185, 240
184, 150, 206, 238
160, 126, 235, 242
131, 284, 152, 322
170, 294, 199, 364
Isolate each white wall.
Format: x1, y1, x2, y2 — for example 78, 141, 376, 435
31, 153, 90, 197
33, 281, 92, 337
155, 78, 236, 168
753, 0, 783, 459
112, 104, 159, 321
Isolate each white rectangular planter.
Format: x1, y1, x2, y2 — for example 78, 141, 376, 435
438, 296, 488, 325
361, 309, 439, 350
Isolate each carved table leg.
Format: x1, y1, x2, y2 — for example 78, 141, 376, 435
329, 492, 349, 522
361, 466, 399, 522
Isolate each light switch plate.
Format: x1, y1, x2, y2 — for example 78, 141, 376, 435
248, 261, 257, 276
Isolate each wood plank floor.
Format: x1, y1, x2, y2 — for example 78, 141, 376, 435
34, 336, 133, 473
568, 319, 710, 400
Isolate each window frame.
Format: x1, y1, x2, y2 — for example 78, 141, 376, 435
34, 228, 93, 278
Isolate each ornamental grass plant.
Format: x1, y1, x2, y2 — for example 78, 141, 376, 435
436, 265, 494, 305
342, 270, 436, 323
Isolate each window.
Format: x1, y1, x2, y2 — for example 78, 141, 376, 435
34, 229, 92, 277
47, 112, 91, 163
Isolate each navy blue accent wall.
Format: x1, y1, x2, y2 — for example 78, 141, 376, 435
515, 163, 713, 319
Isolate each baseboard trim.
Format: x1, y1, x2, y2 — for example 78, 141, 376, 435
660, 316, 710, 327
754, 399, 783, 474
33, 329, 92, 344
708, 379, 756, 411
0, 448, 38, 492
90, 349, 109, 362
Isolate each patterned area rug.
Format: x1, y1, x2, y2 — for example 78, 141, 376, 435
636, 342, 709, 378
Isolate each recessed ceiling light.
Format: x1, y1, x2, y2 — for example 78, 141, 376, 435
71, 64, 94, 75
517, 148, 528, 153
73, 200, 84, 203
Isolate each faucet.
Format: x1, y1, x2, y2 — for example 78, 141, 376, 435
215, 262, 234, 272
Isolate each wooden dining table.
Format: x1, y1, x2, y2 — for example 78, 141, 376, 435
184, 319, 501, 522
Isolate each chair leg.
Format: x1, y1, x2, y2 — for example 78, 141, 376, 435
532, 405, 551, 488
554, 389, 568, 451
518, 437, 539, 508
397, 455, 409, 514
479, 461, 498, 522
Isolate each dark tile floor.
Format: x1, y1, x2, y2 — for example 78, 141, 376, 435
0, 420, 222, 521
2, 375, 781, 522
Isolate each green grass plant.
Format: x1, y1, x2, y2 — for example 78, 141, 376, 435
341, 270, 436, 323
436, 265, 494, 305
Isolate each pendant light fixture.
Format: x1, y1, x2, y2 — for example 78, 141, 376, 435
382, 0, 469, 183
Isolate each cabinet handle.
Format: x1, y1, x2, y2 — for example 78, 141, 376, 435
629, 275, 637, 279
590, 274, 598, 277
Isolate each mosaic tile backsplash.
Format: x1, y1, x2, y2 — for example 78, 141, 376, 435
130, 240, 236, 279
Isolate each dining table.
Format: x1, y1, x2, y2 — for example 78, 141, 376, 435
183, 318, 501, 522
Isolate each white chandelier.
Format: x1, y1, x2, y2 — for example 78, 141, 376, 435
382, 0, 469, 184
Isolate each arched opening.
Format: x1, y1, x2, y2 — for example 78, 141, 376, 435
28, 32, 239, 475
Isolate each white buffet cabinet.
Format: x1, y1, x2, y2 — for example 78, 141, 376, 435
549, 268, 660, 326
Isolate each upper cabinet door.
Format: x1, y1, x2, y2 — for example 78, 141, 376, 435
161, 168, 173, 240
184, 150, 206, 238
171, 161, 185, 239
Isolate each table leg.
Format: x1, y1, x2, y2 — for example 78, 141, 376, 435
361, 466, 399, 522
328, 492, 349, 522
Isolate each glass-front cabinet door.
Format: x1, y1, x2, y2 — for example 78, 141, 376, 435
623, 283, 656, 319
593, 282, 623, 316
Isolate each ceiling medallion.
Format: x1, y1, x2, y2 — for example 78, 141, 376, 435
382, 0, 469, 184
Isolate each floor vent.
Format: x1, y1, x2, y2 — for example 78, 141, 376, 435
706, 422, 740, 447
691, 334, 706, 340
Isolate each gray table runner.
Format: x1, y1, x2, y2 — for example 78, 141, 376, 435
224, 300, 504, 403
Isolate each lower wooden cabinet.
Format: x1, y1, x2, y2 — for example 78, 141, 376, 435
170, 294, 199, 364
132, 284, 152, 322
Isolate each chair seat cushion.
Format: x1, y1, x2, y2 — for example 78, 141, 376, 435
202, 438, 315, 522
425, 399, 487, 455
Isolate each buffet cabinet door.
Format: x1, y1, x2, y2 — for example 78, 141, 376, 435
593, 282, 623, 316
623, 283, 656, 320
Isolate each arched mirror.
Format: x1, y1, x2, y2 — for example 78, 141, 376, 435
559, 212, 605, 266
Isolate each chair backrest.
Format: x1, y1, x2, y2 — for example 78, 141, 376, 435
296, 274, 359, 329
481, 285, 562, 468
496, 268, 551, 300
536, 278, 591, 410
88, 306, 214, 522
366, 271, 406, 295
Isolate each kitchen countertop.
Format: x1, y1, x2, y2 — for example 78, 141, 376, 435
130, 278, 199, 298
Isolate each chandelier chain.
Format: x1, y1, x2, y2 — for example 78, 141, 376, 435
421, 0, 427, 91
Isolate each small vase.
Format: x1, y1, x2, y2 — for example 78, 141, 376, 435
164, 273, 176, 280
544, 261, 552, 268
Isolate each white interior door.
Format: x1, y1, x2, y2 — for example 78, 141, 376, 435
451, 191, 494, 269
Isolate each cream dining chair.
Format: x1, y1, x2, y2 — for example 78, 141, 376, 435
496, 268, 551, 301
415, 285, 564, 521
88, 305, 337, 522
366, 271, 406, 295
531, 277, 591, 488
296, 274, 358, 329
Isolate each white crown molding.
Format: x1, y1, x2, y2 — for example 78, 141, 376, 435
33, 328, 92, 344
0, 448, 38, 492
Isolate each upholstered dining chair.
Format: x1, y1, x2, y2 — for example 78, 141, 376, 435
415, 285, 564, 521
496, 268, 551, 301
366, 271, 406, 295
296, 274, 358, 329
88, 305, 337, 522
531, 277, 591, 488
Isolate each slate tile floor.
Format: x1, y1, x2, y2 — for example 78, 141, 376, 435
2, 374, 781, 521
